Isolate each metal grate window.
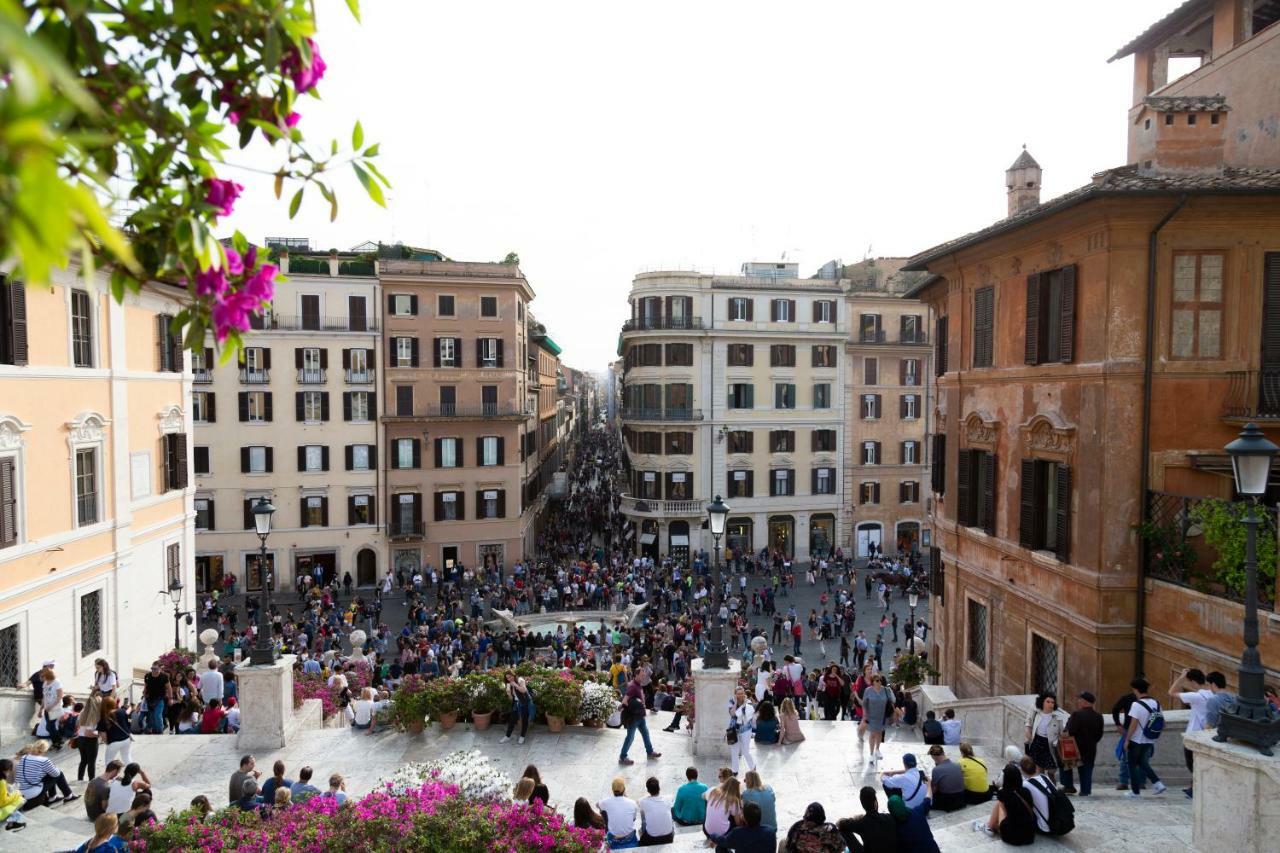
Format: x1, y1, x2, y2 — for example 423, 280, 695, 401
0, 624, 18, 688
967, 599, 988, 668
80, 590, 102, 658
75, 448, 98, 526
1032, 633, 1059, 696
166, 543, 181, 587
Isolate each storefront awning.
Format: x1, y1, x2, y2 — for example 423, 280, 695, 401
624, 527, 635, 540
670, 535, 689, 546
639, 533, 656, 545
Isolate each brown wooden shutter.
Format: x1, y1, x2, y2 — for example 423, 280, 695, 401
320, 393, 330, 421
1059, 265, 1076, 363
874, 394, 881, 417
345, 445, 354, 470
265, 447, 273, 472
0, 457, 16, 546
931, 434, 946, 496
935, 316, 948, 376
1055, 465, 1072, 562
865, 358, 877, 385
745, 300, 754, 321
297, 446, 307, 472
1025, 273, 1041, 364
770, 300, 779, 322
956, 449, 973, 526
812, 301, 821, 322
872, 482, 880, 503
432, 338, 441, 367
243, 499, 254, 529
342, 349, 351, 370
1019, 458, 1038, 549
175, 434, 188, 489
434, 438, 443, 468
156, 315, 170, 371
295, 348, 304, 369
811, 468, 819, 494
320, 498, 329, 527
240, 447, 250, 473
7, 280, 28, 365
899, 359, 907, 385
263, 392, 272, 422
980, 452, 997, 535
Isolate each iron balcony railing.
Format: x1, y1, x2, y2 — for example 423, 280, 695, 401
239, 369, 270, 384
1224, 368, 1280, 420
296, 369, 326, 384
192, 369, 213, 384
621, 407, 703, 422
621, 316, 705, 332
388, 520, 425, 539
250, 314, 378, 333
424, 403, 525, 418
345, 369, 375, 384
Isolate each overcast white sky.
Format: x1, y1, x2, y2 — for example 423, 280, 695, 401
221, 0, 1177, 373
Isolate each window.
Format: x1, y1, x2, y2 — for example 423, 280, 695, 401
770, 469, 795, 496
812, 346, 836, 368
239, 391, 270, 423
477, 489, 504, 519
0, 624, 16, 690
1032, 633, 1060, 695
1025, 265, 1078, 364
957, 449, 997, 534
479, 337, 501, 368
193, 391, 215, 423
900, 314, 923, 344
967, 599, 988, 668
438, 294, 455, 317
75, 447, 99, 526
301, 495, 328, 527
935, 316, 949, 376
812, 429, 836, 452
394, 337, 419, 368
859, 313, 882, 343
80, 589, 102, 658
813, 383, 831, 409
931, 435, 946, 495
435, 491, 462, 521
864, 357, 878, 385
299, 294, 320, 330
395, 385, 413, 416
481, 296, 498, 317
299, 444, 327, 472
349, 494, 373, 525
241, 445, 272, 474
394, 438, 420, 469
859, 482, 880, 505
71, 290, 93, 367
297, 346, 324, 381
812, 300, 835, 323
973, 287, 994, 368
727, 383, 754, 409
348, 295, 368, 332
344, 391, 373, 422
728, 297, 753, 321
770, 430, 794, 453
241, 346, 269, 379
1019, 459, 1072, 561
195, 498, 214, 530
900, 481, 920, 503
436, 437, 462, 468
770, 299, 795, 322
861, 394, 881, 419
1170, 253, 1223, 359
812, 467, 835, 495
727, 430, 753, 454
480, 436, 502, 466
665, 383, 693, 416
667, 432, 693, 455
665, 343, 693, 366
437, 337, 457, 367
665, 471, 692, 500
901, 440, 919, 465
300, 391, 327, 423
770, 345, 795, 367
0, 456, 18, 549
861, 441, 880, 465
346, 444, 374, 471
156, 313, 183, 372
628, 343, 662, 368
390, 294, 417, 316
637, 471, 660, 499
728, 469, 754, 498
900, 358, 920, 386
162, 433, 188, 491
727, 344, 753, 366
901, 394, 919, 420
774, 383, 796, 409
0, 277, 29, 366
193, 446, 210, 475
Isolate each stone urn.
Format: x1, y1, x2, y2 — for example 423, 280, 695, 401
472, 711, 493, 731
198, 628, 221, 669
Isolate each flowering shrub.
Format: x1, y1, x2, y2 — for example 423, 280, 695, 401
128, 778, 604, 852
292, 661, 372, 719
525, 669, 582, 719
156, 649, 197, 679
465, 673, 506, 716
421, 676, 469, 718
381, 749, 509, 800
579, 680, 617, 721
392, 673, 432, 727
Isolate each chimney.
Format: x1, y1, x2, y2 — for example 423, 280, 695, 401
1135, 95, 1229, 175
1006, 147, 1042, 217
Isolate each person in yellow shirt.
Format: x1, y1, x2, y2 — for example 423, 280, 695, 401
0, 758, 27, 832
609, 660, 629, 694
959, 742, 995, 805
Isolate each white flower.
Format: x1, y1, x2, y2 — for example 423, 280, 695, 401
580, 681, 617, 720
381, 749, 510, 800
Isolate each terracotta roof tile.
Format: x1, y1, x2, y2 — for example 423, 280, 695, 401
1143, 94, 1230, 112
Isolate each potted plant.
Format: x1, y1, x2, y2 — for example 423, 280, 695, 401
578, 680, 616, 728
392, 674, 431, 733
423, 676, 468, 730
533, 671, 582, 732
467, 673, 505, 731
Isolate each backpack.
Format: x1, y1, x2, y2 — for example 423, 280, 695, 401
1136, 698, 1165, 740
1026, 776, 1075, 836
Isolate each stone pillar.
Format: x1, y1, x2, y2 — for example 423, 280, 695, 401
1186, 729, 1280, 851
236, 654, 296, 751
691, 658, 740, 757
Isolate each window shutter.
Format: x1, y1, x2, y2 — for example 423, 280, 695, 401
175, 435, 188, 489
7, 280, 28, 365
664, 296, 673, 319
475, 338, 484, 367
243, 499, 254, 530
263, 393, 272, 422
297, 446, 307, 472
811, 468, 818, 494
432, 338, 441, 367
1059, 265, 1076, 363
342, 349, 351, 370
981, 452, 997, 535
369, 392, 376, 418
812, 301, 820, 322
260, 347, 269, 370
900, 481, 908, 503
900, 395, 908, 418
900, 441, 908, 464
207, 393, 217, 423
295, 393, 305, 422
409, 295, 418, 315
348, 496, 357, 525
456, 492, 466, 520
957, 449, 973, 526
320, 350, 328, 369
387, 293, 395, 313
770, 300, 778, 322
931, 435, 946, 495
874, 394, 881, 417
1025, 273, 1042, 364
295, 348, 304, 369
412, 439, 421, 468
320, 393, 330, 421
1, 457, 17, 546
476, 490, 485, 517
320, 498, 328, 527
240, 447, 250, 473
203, 347, 213, 369
476, 437, 484, 466
1019, 458, 1037, 549
206, 499, 215, 531
156, 315, 170, 371
345, 445, 353, 471
434, 438, 444, 468
265, 447, 273, 472
873, 482, 881, 503
745, 299, 754, 321
497, 490, 506, 518
369, 445, 377, 469
899, 359, 907, 384
497, 436, 505, 465
935, 316, 948, 376
1055, 465, 1072, 562
321, 445, 330, 471
342, 392, 352, 421
238, 393, 249, 422
389, 336, 398, 364
788, 299, 796, 321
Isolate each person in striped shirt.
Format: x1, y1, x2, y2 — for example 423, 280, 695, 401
13, 741, 77, 809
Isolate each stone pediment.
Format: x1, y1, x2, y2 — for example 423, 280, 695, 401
963, 409, 998, 449
1020, 412, 1076, 460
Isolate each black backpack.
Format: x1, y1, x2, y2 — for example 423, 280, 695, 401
1027, 776, 1075, 836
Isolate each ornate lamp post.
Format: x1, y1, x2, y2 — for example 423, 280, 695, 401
1214, 422, 1280, 755
907, 584, 920, 655
248, 497, 277, 666
703, 494, 730, 668
163, 577, 192, 650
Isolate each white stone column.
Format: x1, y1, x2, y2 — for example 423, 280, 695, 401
1186, 729, 1280, 851
691, 658, 740, 757
236, 654, 296, 751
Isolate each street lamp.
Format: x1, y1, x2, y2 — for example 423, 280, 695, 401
248, 497, 277, 666
704, 494, 730, 668
908, 585, 920, 655
163, 577, 192, 650
1214, 422, 1280, 755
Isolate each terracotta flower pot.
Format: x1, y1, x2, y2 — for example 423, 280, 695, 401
545, 714, 566, 733
582, 719, 604, 729
439, 710, 459, 730
408, 718, 425, 734
472, 711, 493, 731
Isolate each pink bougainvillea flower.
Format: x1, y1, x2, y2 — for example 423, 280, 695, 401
243, 263, 278, 303
204, 178, 243, 218
193, 265, 228, 298
224, 247, 244, 277
284, 38, 327, 93
227, 110, 241, 125
285, 111, 301, 127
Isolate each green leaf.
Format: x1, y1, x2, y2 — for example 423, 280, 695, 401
264, 27, 281, 69
352, 120, 364, 151
363, 143, 380, 157
352, 163, 386, 207
345, 0, 361, 22
289, 186, 305, 218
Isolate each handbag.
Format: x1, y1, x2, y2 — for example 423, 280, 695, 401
726, 726, 738, 745
1057, 733, 1081, 766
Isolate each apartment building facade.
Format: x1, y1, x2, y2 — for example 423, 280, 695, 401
193, 248, 383, 593
379, 260, 538, 577
618, 265, 847, 563
0, 267, 195, 689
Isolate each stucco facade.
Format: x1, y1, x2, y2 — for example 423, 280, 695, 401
0, 268, 194, 686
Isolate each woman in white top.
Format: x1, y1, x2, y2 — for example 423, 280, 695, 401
1023, 692, 1066, 782
75, 695, 103, 781
347, 687, 386, 733
106, 763, 151, 815
755, 661, 773, 703
728, 686, 758, 775
92, 659, 118, 699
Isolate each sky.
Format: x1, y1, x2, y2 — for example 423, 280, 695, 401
221, 0, 1179, 373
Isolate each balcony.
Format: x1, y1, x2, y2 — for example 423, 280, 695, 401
239, 369, 270, 384
423, 403, 526, 419
621, 407, 703, 422
855, 330, 930, 346
621, 316, 705, 333
296, 368, 326, 384
1224, 368, 1280, 421
345, 369, 375, 384
620, 494, 704, 517
193, 369, 213, 384
253, 314, 379, 333
388, 520, 425, 540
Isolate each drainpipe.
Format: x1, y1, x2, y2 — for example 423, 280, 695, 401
1135, 194, 1188, 676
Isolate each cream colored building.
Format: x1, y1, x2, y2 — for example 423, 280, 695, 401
193, 246, 383, 593
0, 267, 195, 688
619, 264, 847, 563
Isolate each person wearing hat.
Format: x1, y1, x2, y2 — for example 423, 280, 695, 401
1061, 691, 1104, 796
881, 753, 928, 810
926, 746, 966, 812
